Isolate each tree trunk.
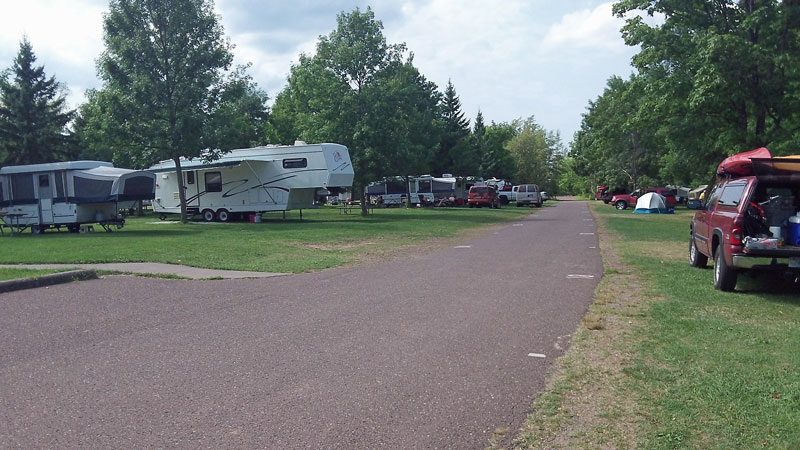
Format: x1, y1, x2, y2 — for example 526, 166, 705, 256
359, 182, 368, 215
173, 156, 188, 223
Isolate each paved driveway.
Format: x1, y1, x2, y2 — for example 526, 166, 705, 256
0, 200, 602, 449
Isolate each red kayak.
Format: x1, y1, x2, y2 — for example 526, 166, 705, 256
717, 147, 772, 177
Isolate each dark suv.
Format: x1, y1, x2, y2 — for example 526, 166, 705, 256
689, 154, 800, 291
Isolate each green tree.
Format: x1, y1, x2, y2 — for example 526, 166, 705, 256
276, 7, 439, 213
470, 110, 487, 175
433, 80, 474, 176
96, 0, 234, 221
0, 38, 75, 165
614, 0, 800, 158
482, 121, 518, 180
507, 116, 562, 192
570, 76, 663, 191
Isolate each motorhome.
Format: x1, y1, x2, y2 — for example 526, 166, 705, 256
148, 142, 354, 221
0, 161, 155, 233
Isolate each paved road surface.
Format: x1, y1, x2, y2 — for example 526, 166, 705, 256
0, 200, 602, 449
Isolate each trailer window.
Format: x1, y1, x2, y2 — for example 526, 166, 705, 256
283, 158, 307, 169
55, 172, 65, 198
74, 177, 113, 199
10, 174, 35, 201
186, 171, 195, 185
418, 180, 431, 193
38, 174, 49, 188
205, 171, 222, 192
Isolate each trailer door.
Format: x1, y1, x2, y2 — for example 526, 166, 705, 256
185, 170, 200, 207
37, 174, 54, 224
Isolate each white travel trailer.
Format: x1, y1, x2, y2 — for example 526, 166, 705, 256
148, 142, 354, 221
0, 161, 156, 233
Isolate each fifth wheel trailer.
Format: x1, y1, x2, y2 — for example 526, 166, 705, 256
148, 142, 354, 221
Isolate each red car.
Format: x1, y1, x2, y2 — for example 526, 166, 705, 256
689, 149, 800, 291
467, 185, 500, 208
611, 188, 677, 210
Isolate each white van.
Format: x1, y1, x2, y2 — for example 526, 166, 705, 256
516, 184, 542, 207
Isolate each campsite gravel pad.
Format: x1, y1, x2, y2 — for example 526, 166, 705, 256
0, 200, 602, 449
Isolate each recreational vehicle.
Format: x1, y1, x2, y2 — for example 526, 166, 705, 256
0, 161, 156, 233
148, 142, 354, 221
365, 176, 408, 206
408, 175, 480, 205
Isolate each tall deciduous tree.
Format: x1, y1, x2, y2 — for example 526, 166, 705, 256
614, 0, 800, 155
276, 7, 439, 214
482, 121, 517, 180
97, 0, 233, 221
0, 38, 75, 165
507, 116, 562, 192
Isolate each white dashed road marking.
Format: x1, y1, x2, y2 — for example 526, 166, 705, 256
567, 274, 596, 279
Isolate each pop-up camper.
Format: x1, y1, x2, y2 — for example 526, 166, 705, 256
148, 142, 354, 221
0, 161, 156, 233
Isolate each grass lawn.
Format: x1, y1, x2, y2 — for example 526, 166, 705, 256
514, 203, 800, 449
0, 205, 533, 273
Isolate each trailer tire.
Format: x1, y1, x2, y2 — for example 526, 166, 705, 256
217, 209, 230, 222
202, 209, 215, 222
159, 214, 168, 221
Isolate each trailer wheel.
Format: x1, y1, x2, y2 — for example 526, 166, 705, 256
158, 214, 168, 221
202, 209, 215, 222
217, 209, 230, 222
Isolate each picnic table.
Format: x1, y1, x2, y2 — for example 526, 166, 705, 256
337, 202, 373, 214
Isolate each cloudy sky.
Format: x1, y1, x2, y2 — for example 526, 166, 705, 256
0, 0, 642, 144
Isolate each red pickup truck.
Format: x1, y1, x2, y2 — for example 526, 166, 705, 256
689, 149, 800, 291
610, 188, 677, 210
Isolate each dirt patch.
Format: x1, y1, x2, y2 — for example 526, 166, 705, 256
505, 205, 649, 449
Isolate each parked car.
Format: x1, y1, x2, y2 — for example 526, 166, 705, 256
541, 192, 550, 201
601, 187, 628, 204
689, 150, 800, 291
516, 184, 542, 207
467, 185, 500, 208
611, 188, 677, 210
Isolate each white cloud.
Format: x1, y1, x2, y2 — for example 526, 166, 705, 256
0, 0, 105, 66
541, 2, 627, 52
0, 0, 106, 109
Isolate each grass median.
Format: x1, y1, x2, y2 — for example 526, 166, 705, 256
513, 203, 799, 449
0, 205, 534, 273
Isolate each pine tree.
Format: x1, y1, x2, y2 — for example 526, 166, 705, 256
0, 38, 75, 165
471, 110, 487, 175
433, 80, 473, 176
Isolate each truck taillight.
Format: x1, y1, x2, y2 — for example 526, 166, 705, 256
730, 226, 742, 245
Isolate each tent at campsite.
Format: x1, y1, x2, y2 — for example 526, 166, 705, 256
633, 192, 673, 214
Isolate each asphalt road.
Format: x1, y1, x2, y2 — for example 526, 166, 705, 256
0, 200, 602, 449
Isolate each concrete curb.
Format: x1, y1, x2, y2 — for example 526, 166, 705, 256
0, 270, 98, 294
